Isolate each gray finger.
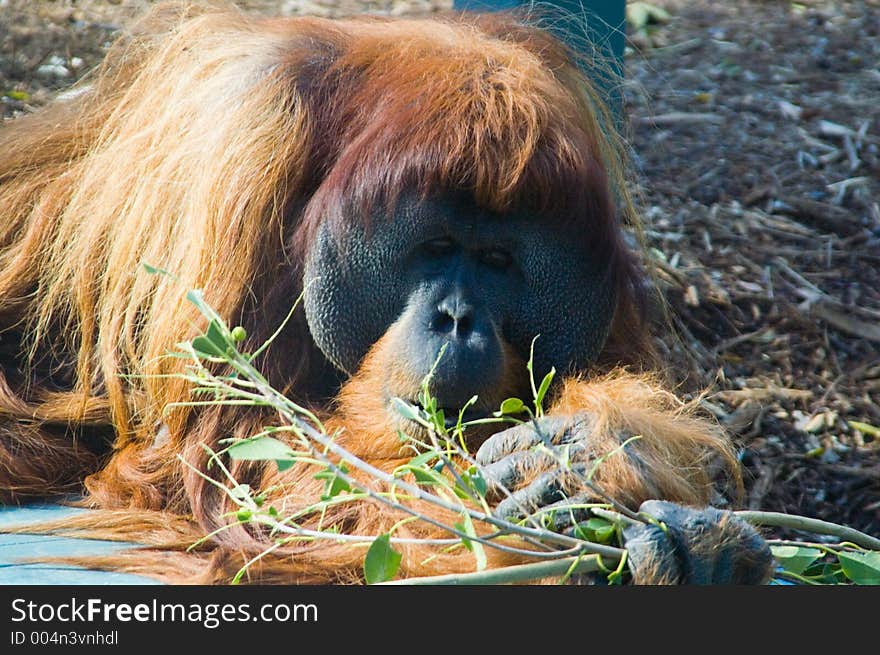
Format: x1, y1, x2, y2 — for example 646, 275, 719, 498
480, 450, 560, 496
475, 417, 571, 465
492, 469, 573, 521
480, 442, 588, 494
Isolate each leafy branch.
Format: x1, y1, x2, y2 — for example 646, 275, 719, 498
147, 266, 880, 585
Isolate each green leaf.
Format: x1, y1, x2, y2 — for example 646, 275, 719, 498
191, 335, 226, 357
771, 545, 823, 575
573, 517, 615, 544
586, 517, 615, 542
534, 367, 556, 413
454, 468, 489, 500
497, 397, 525, 416
323, 475, 350, 499
458, 512, 487, 570
417, 390, 436, 415
206, 319, 231, 351
407, 451, 439, 468
227, 436, 297, 471
314, 464, 351, 499
460, 466, 488, 498
364, 533, 402, 584
838, 551, 880, 585
188, 318, 233, 357
812, 562, 847, 584
391, 398, 430, 427
454, 521, 473, 551
405, 465, 447, 488
227, 483, 252, 501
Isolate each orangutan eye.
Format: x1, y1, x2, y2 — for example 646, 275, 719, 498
423, 237, 456, 256
480, 248, 512, 270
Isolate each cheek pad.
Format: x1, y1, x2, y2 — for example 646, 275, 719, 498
303, 220, 405, 374
508, 243, 615, 377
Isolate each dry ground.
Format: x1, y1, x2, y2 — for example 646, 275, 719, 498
1, 0, 878, 538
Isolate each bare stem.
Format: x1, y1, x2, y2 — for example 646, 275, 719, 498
223, 346, 627, 559
378, 553, 608, 585
736, 510, 880, 550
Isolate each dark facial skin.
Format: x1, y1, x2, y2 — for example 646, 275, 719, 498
302, 192, 616, 417
302, 192, 775, 585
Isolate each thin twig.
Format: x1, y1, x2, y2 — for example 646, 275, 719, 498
228, 347, 620, 555
378, 553, 607, 585
736, 510, 880, 550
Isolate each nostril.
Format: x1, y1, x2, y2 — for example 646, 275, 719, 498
431, 296, 477, 337
431, 310, 455, 334
431, 306, 475, 337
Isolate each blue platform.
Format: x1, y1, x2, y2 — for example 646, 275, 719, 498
0, 503, 160, 585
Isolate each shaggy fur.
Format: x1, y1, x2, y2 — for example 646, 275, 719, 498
0, 2, 746, 583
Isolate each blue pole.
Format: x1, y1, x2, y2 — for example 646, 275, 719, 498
453, 0, 626, 109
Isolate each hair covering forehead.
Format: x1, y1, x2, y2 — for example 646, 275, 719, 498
292, 14, 616, 261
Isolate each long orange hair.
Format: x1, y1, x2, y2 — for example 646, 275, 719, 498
0, 2, 736, 583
